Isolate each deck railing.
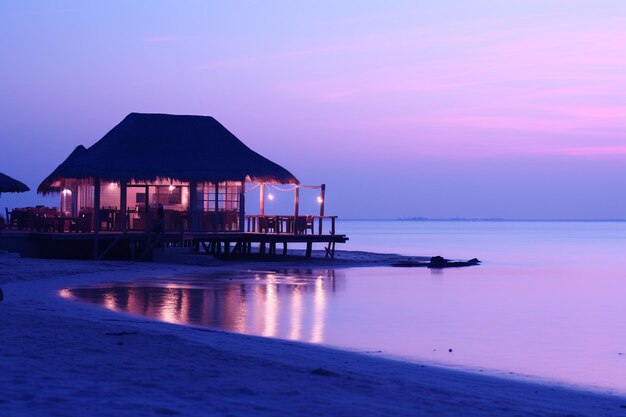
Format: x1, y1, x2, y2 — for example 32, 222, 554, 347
3, 207, 338, 235
245, 215, 336, 235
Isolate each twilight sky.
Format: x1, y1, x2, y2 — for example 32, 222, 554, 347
2, 1, 626, 219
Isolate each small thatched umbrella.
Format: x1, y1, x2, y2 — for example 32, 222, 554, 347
0, 172, 30, 195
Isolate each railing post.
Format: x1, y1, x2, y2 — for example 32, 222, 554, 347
293, 185, 299, 233
318, 184, 325, 235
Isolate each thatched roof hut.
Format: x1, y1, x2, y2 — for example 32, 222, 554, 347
0, 172, 30, 194
38, 113, 298, 193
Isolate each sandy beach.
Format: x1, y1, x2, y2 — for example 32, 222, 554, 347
1, 253, 624, 417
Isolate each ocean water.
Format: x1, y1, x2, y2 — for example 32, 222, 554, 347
64, 220, 626, 393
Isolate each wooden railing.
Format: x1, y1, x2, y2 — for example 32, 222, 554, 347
245, 215, 337, 235
4, 207, 338, 235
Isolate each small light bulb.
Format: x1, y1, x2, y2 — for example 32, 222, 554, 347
268, 193, 275, 201
169, 185, 176, 191
317, 196, 323, 204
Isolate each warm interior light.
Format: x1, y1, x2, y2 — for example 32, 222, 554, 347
62, 189, 72, 196
317, 196, 323, 204
268, 193, 275, 201
109, 182, 117, 189
169, 185, 176, 191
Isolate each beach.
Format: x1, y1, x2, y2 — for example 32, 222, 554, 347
1, 253, 624, 417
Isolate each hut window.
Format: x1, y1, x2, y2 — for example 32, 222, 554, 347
207, 182, 241, 211
78, 185, 94, 210
100, 182, 120, 209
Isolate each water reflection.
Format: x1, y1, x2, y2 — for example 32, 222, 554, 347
62, 269, 342, 344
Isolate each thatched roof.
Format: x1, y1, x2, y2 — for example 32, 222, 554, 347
0, 172, 30, 193
38, 113, 299, 193
37, 145, 88, 194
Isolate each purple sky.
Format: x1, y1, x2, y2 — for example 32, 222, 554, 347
2, 1, 626, 219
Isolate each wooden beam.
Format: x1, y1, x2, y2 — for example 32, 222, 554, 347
293, 185, 299, 231
119, 182, 127, 232
259, 183, 265, 216
214, 182, 219, 231
93, 178, 101, 259
239, 179, 245, 232
94, 178, 101, 233
318, 183, 325, 235
189, 181, 198, 232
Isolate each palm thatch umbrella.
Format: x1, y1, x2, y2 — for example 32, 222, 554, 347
0, 172, 30, 195
38, 113, 298, 193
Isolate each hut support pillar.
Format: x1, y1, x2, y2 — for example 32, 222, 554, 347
71, 184, 78, 217
119, 182, 127, 232
318, 183, 325, 235
144, 185, 149, 232
214, 182, 219, 231
293, 185, 299, 232
94, 179, 101, 233
259, 183, 265, 216
93, 178, 101, 259
239, 179, 245, 232
189, 181, 199, 232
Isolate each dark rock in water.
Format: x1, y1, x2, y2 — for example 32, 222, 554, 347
428, 256, 481, 269
429, 256, 449, 267
391, 256, 481, 268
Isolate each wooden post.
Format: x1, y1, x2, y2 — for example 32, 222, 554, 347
239, 179, 245, 232
293, 185, 299, 233
93, 178, 101, 259
71, 184, 78, 217
119, 182, 127, 232
189, 181, 198, 232
94, 178, 101, 233
259, 183, 265, 216
214, 182, 219, 231
144, 185, 149, 232
318, 183, 325, 235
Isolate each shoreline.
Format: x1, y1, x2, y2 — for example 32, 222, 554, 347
1, 253, 624, 416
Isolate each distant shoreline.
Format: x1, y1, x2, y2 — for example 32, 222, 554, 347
341, 217, 626, 222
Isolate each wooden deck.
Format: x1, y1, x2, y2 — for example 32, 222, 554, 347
0, 230, 349, 260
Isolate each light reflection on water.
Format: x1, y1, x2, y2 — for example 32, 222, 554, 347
63, 270, 339, 344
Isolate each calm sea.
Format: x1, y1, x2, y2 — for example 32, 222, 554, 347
64, 220, 626, 393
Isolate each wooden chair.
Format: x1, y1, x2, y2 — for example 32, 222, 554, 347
71, 210, 93, 232
294, 216, 315, 234
259, 216, 276, 233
